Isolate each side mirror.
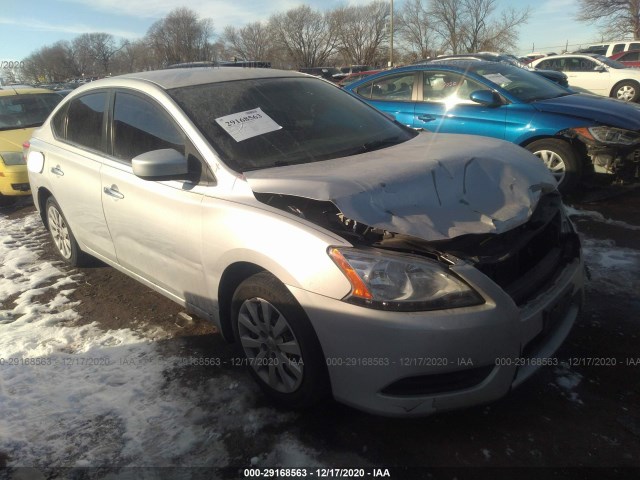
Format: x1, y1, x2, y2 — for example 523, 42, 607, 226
595, 66, 607, 73
132, 149, 188, 178
469, 90, 503, 107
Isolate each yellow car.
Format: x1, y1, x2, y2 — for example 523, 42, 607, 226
0, 88, 62, 205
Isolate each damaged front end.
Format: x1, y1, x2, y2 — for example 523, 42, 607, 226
564, 126, 640, 182
254, 189, 580, 309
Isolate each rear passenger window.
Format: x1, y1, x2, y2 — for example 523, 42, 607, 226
66, 93, 107, 152
355, 74, 414, 101
612, 43, 626, 54
112, 92, 185, 162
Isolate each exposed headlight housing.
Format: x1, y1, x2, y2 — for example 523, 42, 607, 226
328, 247, 484, 311
572, 126, 640, 146
0, 151, 25, 166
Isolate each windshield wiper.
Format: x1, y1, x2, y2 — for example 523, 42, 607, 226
360, 136, 403, 153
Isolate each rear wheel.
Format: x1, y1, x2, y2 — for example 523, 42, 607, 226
231, 271, 330, 408
611, 80, 640, 102
45, 197, 90, 267
525, 138, 581, 193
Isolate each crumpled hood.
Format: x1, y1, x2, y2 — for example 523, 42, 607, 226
532, 93, 640, 130
244, 133, 557, 241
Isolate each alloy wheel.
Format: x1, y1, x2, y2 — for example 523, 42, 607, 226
48, 205, 72, 259
237, 297, 304, 393
532, 149, 566, 185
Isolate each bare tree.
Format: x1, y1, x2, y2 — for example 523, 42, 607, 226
577, 0, 640, 39
73, 33, 127, 75
269, 5, 339, 68
146, 7, 214, 66
111, 39, 155, 74
460, 0, 529, 52
430, 0, 465, 54
222, 22, 275, 61
22, 41, 76, 82
332, 1, 390, 65
397, 0, 440, 60
429, 0, 528, 54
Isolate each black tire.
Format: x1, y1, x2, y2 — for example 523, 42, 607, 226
45, 196, 90, 267
611, 80, 640, 102
525, 138, 581, 193
231, 271, 330, 408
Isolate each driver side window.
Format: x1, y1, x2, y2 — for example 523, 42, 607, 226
112, 92, 185, 163
422, 71, 488, 104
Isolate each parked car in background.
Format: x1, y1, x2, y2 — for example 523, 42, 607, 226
337, 69, 384, 87
520, 52, 552, 64
0, 88, 61, 205
576, 40, 640, 57
421, 52, 569, 87
345, 60, 640, 191
333, 65, 375, 81
298, 66, 341, 82
609, 49, 640, 68
26, 67, 583, 416
531, 53, 640, 102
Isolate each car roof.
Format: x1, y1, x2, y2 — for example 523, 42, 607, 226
88, 67, 307, 91
0, 87, 55, 97
400, 60, 498, 71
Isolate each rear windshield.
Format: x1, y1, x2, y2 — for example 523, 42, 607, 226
169, 77, 415, 172
0, 93, 61, 130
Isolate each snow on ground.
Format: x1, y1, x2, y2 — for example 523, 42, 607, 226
0, 212, 316, 471
580, 237, 640, 294
565, 206, 640, 232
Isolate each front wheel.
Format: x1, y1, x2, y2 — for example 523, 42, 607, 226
612, 80, 640, 102
231, 271, 330, 408
525, 139, 581, 193
45, 197, 90, 266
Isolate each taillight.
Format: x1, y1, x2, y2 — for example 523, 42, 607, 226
22, 141, 30, 162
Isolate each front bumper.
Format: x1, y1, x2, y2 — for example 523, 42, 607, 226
288, 256, 584, 417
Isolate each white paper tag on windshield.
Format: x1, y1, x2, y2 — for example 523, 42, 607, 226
215, 107, 282, 142
482, 73, 511, 86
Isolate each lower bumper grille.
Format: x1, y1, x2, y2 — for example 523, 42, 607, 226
380, 366, 494, 397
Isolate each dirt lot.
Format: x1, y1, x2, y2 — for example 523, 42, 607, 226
1, 186, 639, 479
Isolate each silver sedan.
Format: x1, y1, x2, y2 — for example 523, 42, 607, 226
26, 68, 584, 416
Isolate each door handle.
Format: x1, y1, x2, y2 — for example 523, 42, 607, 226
417, 114, 436, 122
103, 185, 124, 199
50, 165, 64, 176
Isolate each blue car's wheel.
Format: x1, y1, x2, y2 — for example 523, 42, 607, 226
526, 139, 581, 193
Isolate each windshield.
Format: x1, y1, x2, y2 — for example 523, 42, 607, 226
467, 63, 571, 102
0, 93, 61, 131
593, 55, 627, 69
169, 77, 416, 172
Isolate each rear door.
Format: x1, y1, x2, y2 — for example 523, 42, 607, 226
351, 71, 417, 126
43, 91, 116, 261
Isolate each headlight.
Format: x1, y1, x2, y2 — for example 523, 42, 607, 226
328, 247, 484, 311
572, 126, 640, 146
0, 151, 25, 166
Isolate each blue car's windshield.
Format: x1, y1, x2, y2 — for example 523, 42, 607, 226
467, 63, 571, 102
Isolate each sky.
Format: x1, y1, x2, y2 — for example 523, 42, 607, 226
0, 0, 606, 64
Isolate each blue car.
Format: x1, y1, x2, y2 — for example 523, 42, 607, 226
345, 60, 640, 192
